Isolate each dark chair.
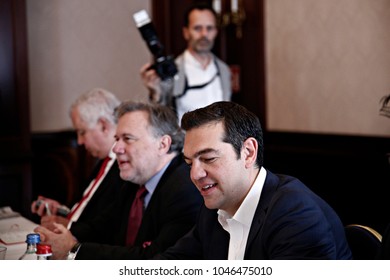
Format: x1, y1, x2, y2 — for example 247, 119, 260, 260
345, 224, 382, 260
378, 222, 390, 259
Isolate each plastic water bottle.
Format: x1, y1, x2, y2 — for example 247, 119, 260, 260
36, 244, 52, 260
19, 233, 40, 260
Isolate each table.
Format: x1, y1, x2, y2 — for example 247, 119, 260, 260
0, 214, 38, 260
2, 242, 27, 260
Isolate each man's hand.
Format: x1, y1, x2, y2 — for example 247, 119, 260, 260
140, 63, 162, 102
41, 215, 70, 230
34, 223, 77, 260
31, 196, 62, 217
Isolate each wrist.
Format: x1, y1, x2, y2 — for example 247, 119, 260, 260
67, 242, 81, 260
149, 89, 162, 103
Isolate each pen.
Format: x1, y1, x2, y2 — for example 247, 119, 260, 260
45, 202, 52, 216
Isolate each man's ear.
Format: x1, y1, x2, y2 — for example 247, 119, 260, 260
97, 117, 110, 133
159, 135, 172, 154
242, 137, 258, 168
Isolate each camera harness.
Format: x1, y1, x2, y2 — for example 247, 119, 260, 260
171, 58, 221, 111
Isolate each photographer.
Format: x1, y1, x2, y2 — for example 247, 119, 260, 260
140, 3, 231, 122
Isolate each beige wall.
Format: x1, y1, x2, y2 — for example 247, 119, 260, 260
27, 0, 151, 132
266, 0, 390, 137
28, 0, 390, 136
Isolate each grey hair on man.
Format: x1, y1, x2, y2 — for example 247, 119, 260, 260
70, 88, 121, 128
115, 101, 184, 153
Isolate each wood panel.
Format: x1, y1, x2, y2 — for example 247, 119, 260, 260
151, 0, 197, 58
31, 131, 98, 210
0, 0, 32, 218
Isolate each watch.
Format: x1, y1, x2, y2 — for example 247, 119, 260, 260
67, 242, 81, 260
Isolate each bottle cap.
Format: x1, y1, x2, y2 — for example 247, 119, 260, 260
26, 233, 40, 244
36, 244, 52, 255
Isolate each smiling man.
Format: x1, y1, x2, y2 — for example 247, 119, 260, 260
155, 101, 352, 260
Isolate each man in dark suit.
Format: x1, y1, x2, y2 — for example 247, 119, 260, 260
155, 101, 352, 260
34, 101, 202, 260
31, 88, 125, 230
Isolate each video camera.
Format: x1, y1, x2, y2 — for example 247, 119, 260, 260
133, 10, 178, 81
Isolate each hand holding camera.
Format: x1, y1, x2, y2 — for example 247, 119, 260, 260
133, 10, 178, 81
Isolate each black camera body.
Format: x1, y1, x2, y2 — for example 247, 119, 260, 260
133, 10, 178, 80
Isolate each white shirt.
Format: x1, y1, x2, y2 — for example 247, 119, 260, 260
175, 50, 223, 121
217, 167, 267, 260
67, 150, 116, 229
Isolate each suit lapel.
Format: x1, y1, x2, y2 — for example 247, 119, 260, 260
244, 170, 279, 258
209, 219, 230, 259
142, 155, 180, 217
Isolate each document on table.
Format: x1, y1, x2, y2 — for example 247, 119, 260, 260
0, 207, 38, 245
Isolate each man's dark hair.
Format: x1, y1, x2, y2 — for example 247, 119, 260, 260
183, 2, 218, 27
181, 101, 264, 167
115, 101, 184, 153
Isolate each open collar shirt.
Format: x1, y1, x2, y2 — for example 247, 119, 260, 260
217, 167, 267, 260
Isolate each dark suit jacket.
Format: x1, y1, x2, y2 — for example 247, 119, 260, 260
71, 155, 202, 259
157, 169, 353, 260
73, 160, 124, 224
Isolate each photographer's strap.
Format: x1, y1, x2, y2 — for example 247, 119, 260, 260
175, 59, 220, 100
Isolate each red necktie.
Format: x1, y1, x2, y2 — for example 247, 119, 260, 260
67, 156, 111, 220
126, 185, 147, 246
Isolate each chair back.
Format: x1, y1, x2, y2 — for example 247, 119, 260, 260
379, 223, 390, 259
345, 224, 382, 260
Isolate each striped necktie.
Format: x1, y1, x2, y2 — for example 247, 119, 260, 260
67, 156, 111, 220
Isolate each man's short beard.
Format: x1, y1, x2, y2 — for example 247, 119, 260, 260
194, 40, 214, 54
